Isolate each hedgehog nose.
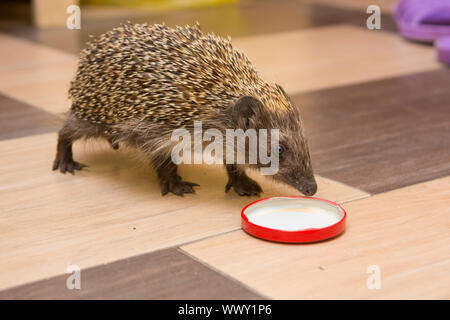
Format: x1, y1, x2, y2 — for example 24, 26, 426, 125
301, 180, 317, 196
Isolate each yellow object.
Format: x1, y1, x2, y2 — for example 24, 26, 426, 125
81, 0, 237, 10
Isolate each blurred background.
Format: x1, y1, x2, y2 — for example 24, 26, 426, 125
0, 0, 397, 54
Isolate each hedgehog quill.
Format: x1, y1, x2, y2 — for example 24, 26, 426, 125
53, 23, 317, 197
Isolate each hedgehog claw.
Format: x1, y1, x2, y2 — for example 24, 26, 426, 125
161, 178, 199, 196
161, 182, 170, 196
53, 159, 87, 175
225, 176, 262, 197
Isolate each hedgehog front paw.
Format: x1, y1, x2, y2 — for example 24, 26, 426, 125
161, 175, 199, 196
225, 175, 262, 196
52, 158, 87, 175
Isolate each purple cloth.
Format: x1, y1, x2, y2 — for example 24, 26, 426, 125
394, 0, 450, 41
395, 0, 450, 25
436, 36, 450, 63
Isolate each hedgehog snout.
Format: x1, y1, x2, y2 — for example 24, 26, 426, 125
292, 176, 317, 197
299, 179, 317, 196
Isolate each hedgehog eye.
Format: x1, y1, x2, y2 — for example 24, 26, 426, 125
277, 144, 285, 156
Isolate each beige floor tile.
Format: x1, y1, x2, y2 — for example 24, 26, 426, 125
0, 34, 74, 71
0, 62, 76, 115
182, 177, 450, 299
0, 33, 77, 114
0, 133, 367, 290
234, 25, 441, 94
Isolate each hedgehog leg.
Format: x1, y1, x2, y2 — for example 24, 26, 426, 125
52, 117, 87, 174
154, 158, 199, 196
225, 164, 262, 196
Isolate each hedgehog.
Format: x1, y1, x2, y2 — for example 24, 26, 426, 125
53, 23, 317, 197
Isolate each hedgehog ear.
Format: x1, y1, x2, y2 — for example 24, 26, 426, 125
231, 96, 263, 128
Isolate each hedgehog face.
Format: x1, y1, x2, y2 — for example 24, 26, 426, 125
230, 93, 317, 196
272, 119, 317, 197
270, 89, 317, 196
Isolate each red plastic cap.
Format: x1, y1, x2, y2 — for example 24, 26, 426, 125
241, 196, 346, 243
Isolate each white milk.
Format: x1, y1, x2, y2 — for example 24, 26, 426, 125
244, 197, 344, 231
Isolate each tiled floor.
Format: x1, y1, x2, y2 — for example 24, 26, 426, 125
295, 69, 450, 193
0, 133, 368, 291
183, 177, 450, 299
0, 0, 449, 299
0, 248, 263, 300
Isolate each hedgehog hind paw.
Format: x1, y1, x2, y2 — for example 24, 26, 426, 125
225, 176, 262, 197
161, 178, 199, 196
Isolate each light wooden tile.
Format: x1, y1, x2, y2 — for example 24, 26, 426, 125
0, 34, 76, 114
0, 34, 74, 71
183, 177, 450, 299
233, 25, 442, 94
0, 133, 367, 290
0, 61, 76, 115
